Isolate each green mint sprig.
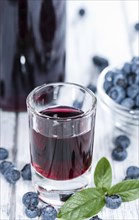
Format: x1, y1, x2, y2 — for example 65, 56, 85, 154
57, 157, 139, 220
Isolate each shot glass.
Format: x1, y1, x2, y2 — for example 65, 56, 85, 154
26, 82, 97, 206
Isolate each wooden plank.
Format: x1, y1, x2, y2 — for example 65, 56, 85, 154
0, 111, 16, 220
14, 113, 39, 220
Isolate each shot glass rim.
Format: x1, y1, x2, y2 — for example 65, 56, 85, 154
26, 82, 97, 120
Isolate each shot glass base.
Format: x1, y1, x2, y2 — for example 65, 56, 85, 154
32, 167, 92, 206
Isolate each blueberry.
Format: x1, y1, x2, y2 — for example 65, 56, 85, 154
21, 164, 32, 180
114, 135, 130, 149
105, 194, 122, 209
113, 72, 127, 88
131, 62, 139, 75
92, 56, 109, 70
124, 176, 134, 180
22, 192, 39, 208
108, 86, 126, 103
127, 73, 136, 85
131, 56, 139, 63
60, 193, 73, 202
135, 73, 139, 84
103, 80, 112, 93
41, 205, 57, 220
126, 166, 139, 179
4, 168, 20, 184
25, 207, 41, 218
89, 215, 102, 220
0, 161, 14, 174
0, 147, 9, 160
122, 62, 131, 75
112, 146, 127, 161
104, 70, 116, 81
135, 22, 139, 31
73, 100, 82, 109
78, 8, 85, 17
135, 94, 139, 107
127, 85, 139, 98
87, 84, 97, 93
121, 98, 135, 109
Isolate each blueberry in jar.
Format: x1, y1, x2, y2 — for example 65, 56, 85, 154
108, 86, 126, 104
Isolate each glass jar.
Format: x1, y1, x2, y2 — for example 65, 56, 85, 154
97, 66, 139, 145
0, 0, 66, 111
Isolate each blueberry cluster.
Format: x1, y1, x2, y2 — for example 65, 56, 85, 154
124, 166, 139, 180
0, 147, 32, 183
103, 57, 139, 110
112, 135, 130, 161
22, 192, 57, 219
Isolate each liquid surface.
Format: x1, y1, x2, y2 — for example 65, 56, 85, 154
30, 106, 94, 180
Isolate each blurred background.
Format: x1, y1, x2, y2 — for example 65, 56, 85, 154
0, 0, 138, 111
66, 0, 138, 85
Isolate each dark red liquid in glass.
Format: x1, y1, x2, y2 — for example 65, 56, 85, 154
0, 0, 66, 111
30, 106, 94, 180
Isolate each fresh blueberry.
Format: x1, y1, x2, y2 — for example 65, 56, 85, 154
78, 8, 85, 17
127, 73, 137, 85
104, 71, 115, 82
105, 194, 122, 209
134, 22, 139, 31
112, 146, 127, 161
41, 205, 57, 220
126, 166, 139, 179
135, 94, 139, 107
60, 193, 73, 202
4, 168, 20, 184
25, 207, 41, 218
121, 98, 135, 109
87, 84, 97, 93
89, 215, 102, 220
122, 62, 131, 75
103, 80, 112, 93
22, 192, 39, 208
135, 73, 139, 85
92, 56, 109, 70
113, 72, 127, 88
0, 161, 14, 174
108, 86, 126, 103
127, 85, 139, 99
21, 164, 32, 180
73, 100, 82, 109
114, 135, 130, 149
124, 176, 134, 180
131, 56, 139, 63
131, 62, 139, 75
0, 147, 9, 160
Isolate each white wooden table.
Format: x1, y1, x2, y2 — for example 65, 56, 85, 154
0, 1, 139, 220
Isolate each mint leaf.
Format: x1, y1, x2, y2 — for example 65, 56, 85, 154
108, 180, 139, 202
94, 157, 112, 190
57, 188, 105, 220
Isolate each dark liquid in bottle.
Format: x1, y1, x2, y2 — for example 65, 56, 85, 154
30, 106, 94, 180
0, 0, 66, 111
